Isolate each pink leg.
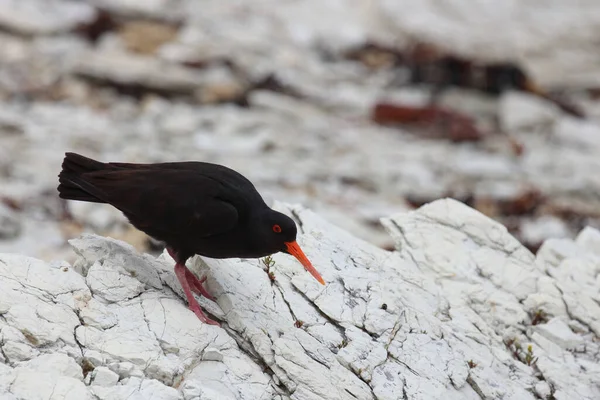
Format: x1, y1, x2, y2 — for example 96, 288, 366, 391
167, 247, 216, 301
174, 262, 220, 326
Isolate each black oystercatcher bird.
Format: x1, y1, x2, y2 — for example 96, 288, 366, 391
57, 152, 325, 326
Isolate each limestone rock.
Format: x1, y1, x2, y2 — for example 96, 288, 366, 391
499, 91, 559, 132
0, 0, 96, 36
72, 50, 206, 94
1, 200, 599, 399
0, 203, 20, 239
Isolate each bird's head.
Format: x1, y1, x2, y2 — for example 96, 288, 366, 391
261, 210, 325, 285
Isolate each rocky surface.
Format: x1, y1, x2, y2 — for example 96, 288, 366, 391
0, 1, 600, 262
1, 2, 599, 398
0, 200, 599, 399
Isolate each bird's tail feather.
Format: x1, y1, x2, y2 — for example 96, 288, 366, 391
57, 152, 107, 203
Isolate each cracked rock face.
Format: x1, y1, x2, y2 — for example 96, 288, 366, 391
1, 199, 599, 399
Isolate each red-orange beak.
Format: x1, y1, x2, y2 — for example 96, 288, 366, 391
285, 241, 325, 285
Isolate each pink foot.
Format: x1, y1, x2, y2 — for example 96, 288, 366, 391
185, 268, 216, 302
174, 262, 220, 326
188, 303, 220, 326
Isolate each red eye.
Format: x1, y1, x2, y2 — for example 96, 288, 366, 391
272, 224, 282, 233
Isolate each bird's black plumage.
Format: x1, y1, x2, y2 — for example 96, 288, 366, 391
57, 152, 324, 325
59, 152, 295, 258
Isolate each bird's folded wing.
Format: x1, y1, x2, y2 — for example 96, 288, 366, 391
74, 169, 239, 238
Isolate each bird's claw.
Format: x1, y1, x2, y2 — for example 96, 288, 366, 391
185, 269, 216, 302
174, 262, 220, 326
188, 304, 221, 326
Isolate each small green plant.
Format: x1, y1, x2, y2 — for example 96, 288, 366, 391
338, 339, 349, 349
381, 303, 388, 310
262, 256, 275, 269
525, 345, 538, 366
506, 338, 538, 367
262, 256, 276, 282
531, 309, 548, 325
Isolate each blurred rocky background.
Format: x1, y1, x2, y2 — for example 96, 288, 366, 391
1, 0, 599, 263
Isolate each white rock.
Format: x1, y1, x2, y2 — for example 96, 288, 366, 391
534, 317, 584, 350
0, 203, 20, 239
79, 298, 118, 329
86, 260, 145, 302
522, 276, 568, 319
21, 353, 83, 380
520, 215, 571, 246
88, 0, 183, 20
1, 340, 38, 362
452, 153, 516, 178
158, 105, 201, 136
535, 381, 552, 398
554, 116, 600, 151
72, 50, 216, 94
10, 370, 92, 400
108, 361, 137, 379
378, 0, 600, 87
1, 200, 600, 399
535, 228, 600, 336
0, 363, 16, 394
83, 349, 106, 368
9, 355, 90, 400
499, 91, 559, 132
575, 226, 600, 256
381, 199, 599, 399
75, 302, 164, 367
336, 326, 387, 382
536, 237, 581, 268
91, 377, 181, 400
70, 234, 163, 289
0, 253, 87, 361
0, 0, 96, 36
91, 366, 120, 387
201, 347, 223, 362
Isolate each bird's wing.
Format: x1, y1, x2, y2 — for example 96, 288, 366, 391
70, 169, 239, 238
108, 161, 260, 199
